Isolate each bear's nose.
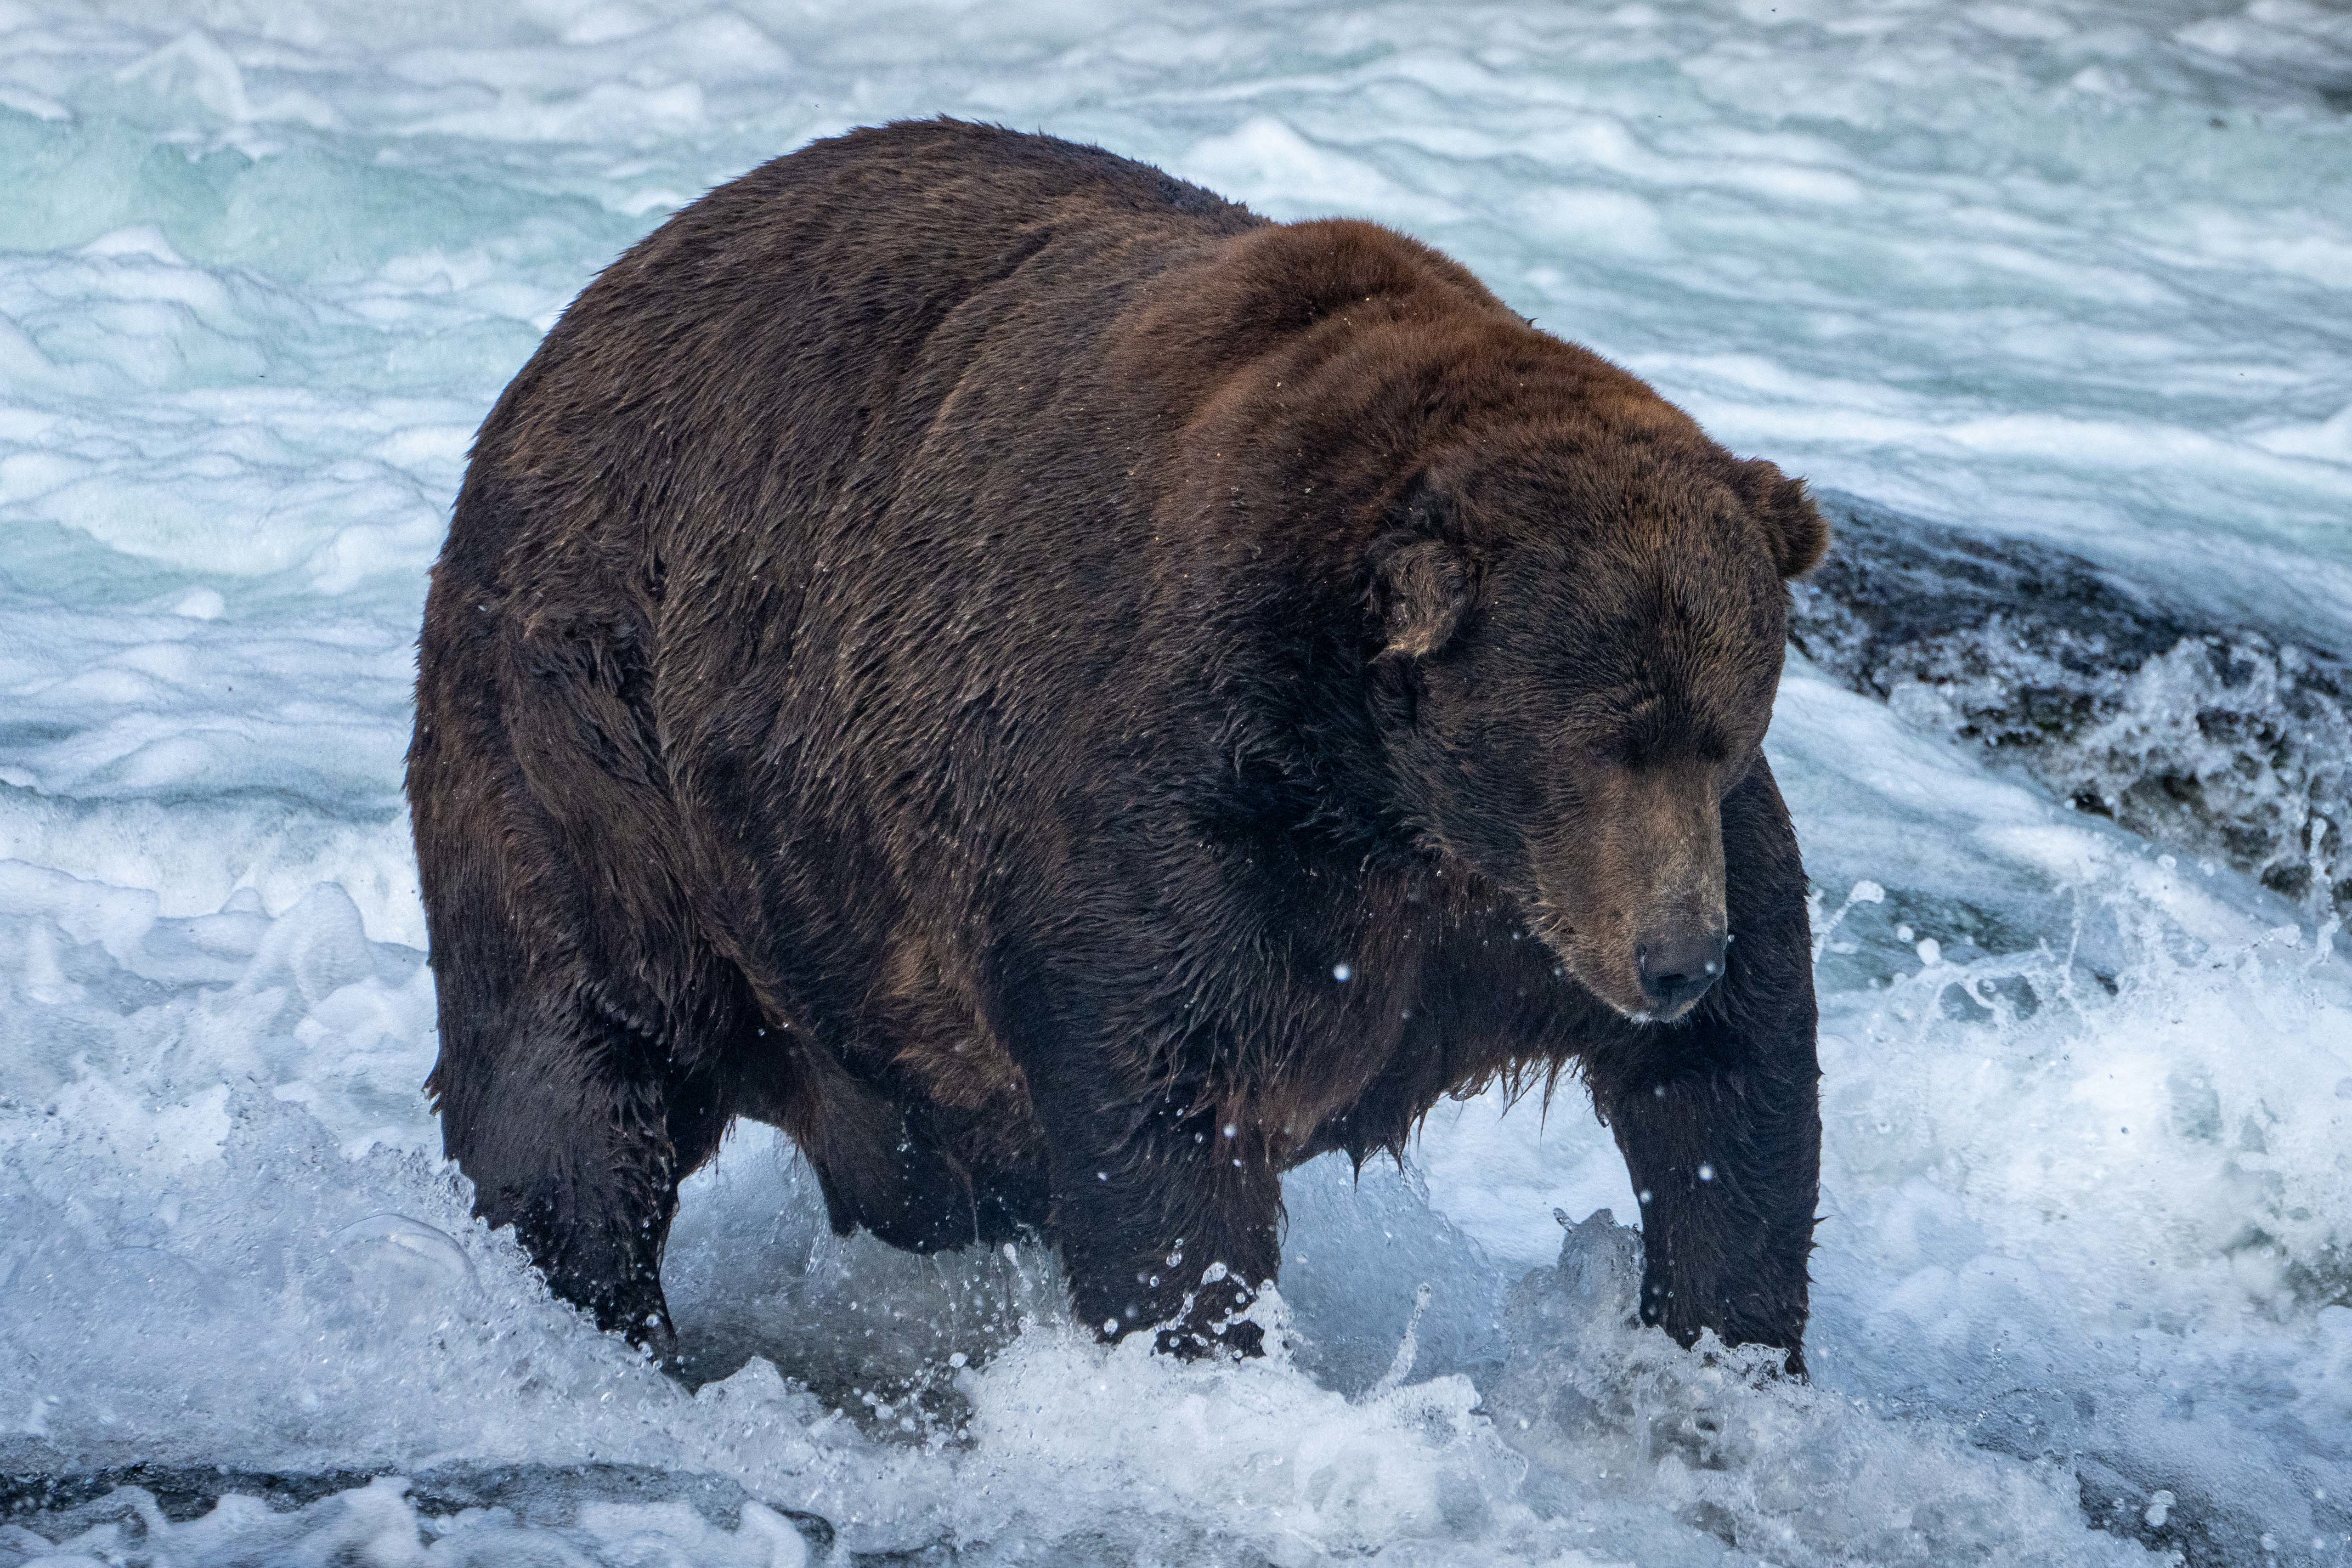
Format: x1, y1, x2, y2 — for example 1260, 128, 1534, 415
1636, 929, 1728, 1013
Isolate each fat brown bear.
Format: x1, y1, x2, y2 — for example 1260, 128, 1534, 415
409, 119, 1827, 1368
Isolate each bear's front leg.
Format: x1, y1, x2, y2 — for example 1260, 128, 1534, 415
1025, 1050, 1283, 1357
1598, 1043, 1820, 1370
1584, 759, 1821, 1372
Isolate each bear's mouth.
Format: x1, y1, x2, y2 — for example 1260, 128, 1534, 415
1524, 903, 1666, 1023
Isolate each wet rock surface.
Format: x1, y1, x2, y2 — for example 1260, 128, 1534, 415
1792, 492, 2352, 918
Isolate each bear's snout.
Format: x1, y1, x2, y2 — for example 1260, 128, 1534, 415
1636, 927, 1729, 1015
1527, 758, 1730, 1021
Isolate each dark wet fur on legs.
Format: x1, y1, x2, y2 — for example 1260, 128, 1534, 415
409, 119, 1827, 1364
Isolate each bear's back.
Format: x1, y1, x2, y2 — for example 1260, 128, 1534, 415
460, 121, 1258, 551
418, 125, 1282, 985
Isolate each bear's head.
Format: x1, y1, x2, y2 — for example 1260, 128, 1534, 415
1366, 431, 1825, 1023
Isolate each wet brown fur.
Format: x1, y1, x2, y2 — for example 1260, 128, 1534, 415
410, 119, 1827, 1364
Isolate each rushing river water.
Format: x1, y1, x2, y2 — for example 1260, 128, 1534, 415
1, 2, 2348, 1563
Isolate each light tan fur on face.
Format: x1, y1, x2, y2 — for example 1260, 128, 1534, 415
1530, 760, 1727, 1021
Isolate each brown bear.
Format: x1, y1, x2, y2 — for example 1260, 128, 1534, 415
408, 118, 1827, 1368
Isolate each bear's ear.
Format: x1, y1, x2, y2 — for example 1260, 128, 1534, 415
1370, 474, 1470, 659
1731, 459, 1828, 579
1375, 538, 1472, 659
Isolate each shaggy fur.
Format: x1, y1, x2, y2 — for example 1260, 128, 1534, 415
409, 119, 1827, 1365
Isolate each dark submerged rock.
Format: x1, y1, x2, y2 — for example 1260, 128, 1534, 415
1792, 491, 2352, 917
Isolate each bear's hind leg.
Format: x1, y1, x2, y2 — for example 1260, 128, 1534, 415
430, 993, 690, 1343
413, 509, 753, 1350
434, 951, 751, 1353
413, 729, 742, 1348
